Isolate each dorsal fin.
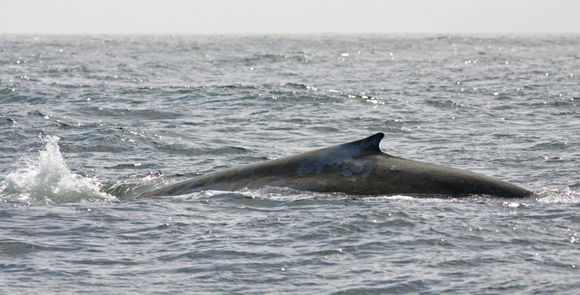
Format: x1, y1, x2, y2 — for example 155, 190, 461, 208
345, 132, 384, 154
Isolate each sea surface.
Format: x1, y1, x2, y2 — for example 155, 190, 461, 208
0, 35, 578, 294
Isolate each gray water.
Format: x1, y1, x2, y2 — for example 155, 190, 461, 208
1, 35, 579, 294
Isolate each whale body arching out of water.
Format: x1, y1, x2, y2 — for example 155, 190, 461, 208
139, 133, 532, 198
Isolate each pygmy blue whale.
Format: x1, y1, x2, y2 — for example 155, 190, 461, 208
139, 133, 532, 198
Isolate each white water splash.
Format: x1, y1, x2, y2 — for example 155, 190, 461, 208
1, 135, 116, 203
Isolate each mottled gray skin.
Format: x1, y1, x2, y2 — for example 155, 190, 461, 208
139, 133, 532, 198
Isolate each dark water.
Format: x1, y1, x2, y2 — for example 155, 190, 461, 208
1, 35, 578, 294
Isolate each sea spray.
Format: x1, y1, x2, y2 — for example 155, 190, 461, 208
1, 135, 116, 203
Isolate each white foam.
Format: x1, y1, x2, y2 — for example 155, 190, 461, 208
1, 135, 116, 203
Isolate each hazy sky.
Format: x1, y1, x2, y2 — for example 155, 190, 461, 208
1, 0, 579, 34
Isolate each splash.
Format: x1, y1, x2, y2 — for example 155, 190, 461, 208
1, 135, 117, 203
537, 187, 579, 204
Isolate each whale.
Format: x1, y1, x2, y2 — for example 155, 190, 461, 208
139, 133, 532, 198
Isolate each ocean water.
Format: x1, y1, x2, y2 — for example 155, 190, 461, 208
0, 35, 578, 294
